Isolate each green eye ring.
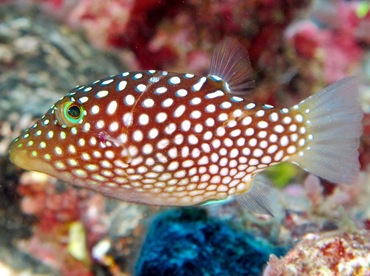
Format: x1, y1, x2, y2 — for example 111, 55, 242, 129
55, 100, 85, 127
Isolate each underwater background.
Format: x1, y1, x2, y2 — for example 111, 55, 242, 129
0, 0, 369, 275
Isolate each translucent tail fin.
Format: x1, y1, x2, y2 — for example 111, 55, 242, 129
290, 77, 363, 184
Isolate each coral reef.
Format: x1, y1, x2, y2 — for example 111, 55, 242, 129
264, 231, 370, 275
136, 208, 287, 276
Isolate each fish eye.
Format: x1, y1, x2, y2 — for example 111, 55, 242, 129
55, 100, 85, 127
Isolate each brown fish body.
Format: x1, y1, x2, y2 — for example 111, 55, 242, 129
9, 38, 363, 213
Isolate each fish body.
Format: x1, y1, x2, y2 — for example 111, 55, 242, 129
9, 38, 363, 212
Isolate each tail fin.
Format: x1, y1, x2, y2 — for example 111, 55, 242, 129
290, 77, 363, 184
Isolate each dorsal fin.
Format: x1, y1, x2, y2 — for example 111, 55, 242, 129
209, 37, 255, 97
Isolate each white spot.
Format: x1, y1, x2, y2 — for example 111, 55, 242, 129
158, 139, 170, 149
269, 134, 278, 143
190, 110, 202, 119
218, 113, 228, 122
149, 76, 160, 83
258, 131, 267, 138
300, 127, 306, 134
198, 156, 209, 165
194, 124, 203, 133
169, 76, 181, 85
107, 100, 118, 115
79, 96, 88, 104
257, 121, 268, 128
105, 150, 115, 159
295, 114, 304, 122
274, 150, 285, 161
209, 164, 219, 174
256, 110, 265, 117
165, 123, 177, 135
142, 143, 153, 154
101, 79, 114, 85
274, 125, 285, 133
224, 138, 233, 147
90, 106, 99, 116
226, 120, 237, 128
205, 90, 224, 99
155, 87, 167, 94
216, 127, 226, 137
139, 114, 149, 125
230, 129, 241, 137
269, 112, 279, 122
136, 84, 147, 92
211, 139, 221, 148
242, 116, 252, 125
174, 134, 184, 145
55, 147, 62, 155
142, 98, 154, 108
173, 105, 186, 117
68, 145, 76, 154
190, 97, 201, 105
230, 148, 239, 158
291, 133, 299, 142
156, 112, 167, 123
168, 147, 178, 159
260, 140, 268, 148
283, 116, 292, 124
47, 131, 54, 139
123, 113, 133, 126
161, 98, 174, 108
134, 73, 143, 79
168, 161, 179, 171
182, 160, 194, 168
267, 144, 278, 154
249, 138, 257, 147
246, 103, 256, 109
124, 95, 135, 106
242, 147, 251, 155
253, 148, 263, 158
205, 104, 216, 113
287, 145, 297, 154
192, 77, 207, 91
133, 130, 144, 142
220, 101, 232, 109
205, 118, 215, 127
281, 108, 289, 114
261, 156, 272, 164
203, 131, 213, 140
231, 96, 244, 102
289, 124, 298, 132
185, 73, 194, 78
299, 138, 306, 146
175, 89, 187, 98
96, 90, 109, 98
249, 158, 259, 166
117, 80, 127, 91
148, 128, 159, 139
280, 136, 289, 147
237, 137, 245, 146
54, 161, 66, 170
181, 120, 191, 132
245, 128, 254, 136
232, 109, 243, 118
188, 134, 199, 145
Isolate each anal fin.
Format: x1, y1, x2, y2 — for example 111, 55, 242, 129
235, 175, 280, 217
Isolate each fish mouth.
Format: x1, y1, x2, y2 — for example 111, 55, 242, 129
9, 139, 56, 176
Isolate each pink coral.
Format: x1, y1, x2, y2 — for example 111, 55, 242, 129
264, 231, 370, 276
16, 172, 109, 275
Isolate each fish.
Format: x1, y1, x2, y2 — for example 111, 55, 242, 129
9, 38, 363, 215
